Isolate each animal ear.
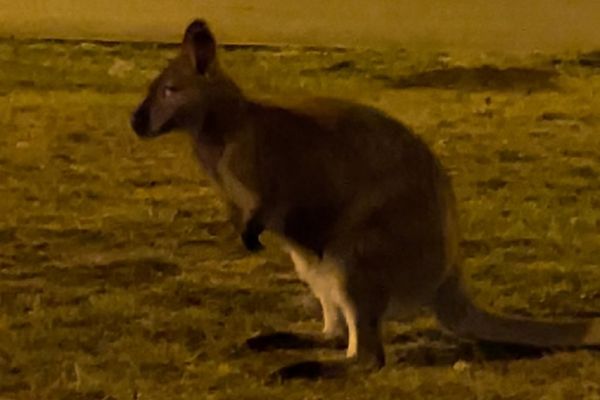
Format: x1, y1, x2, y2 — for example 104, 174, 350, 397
182, 19, 216, 74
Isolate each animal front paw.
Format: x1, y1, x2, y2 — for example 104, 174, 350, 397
241, 229, 264, 252
241, 214, 264, 252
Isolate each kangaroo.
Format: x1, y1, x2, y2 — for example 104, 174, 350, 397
131, 19, 600, 370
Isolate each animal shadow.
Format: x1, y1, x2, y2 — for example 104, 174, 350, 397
244, 328, 600, 381
391, 328, 587, 367
245, 331, 346, 352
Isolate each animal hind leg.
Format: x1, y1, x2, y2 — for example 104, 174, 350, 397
291, 249, 347, 340
320, 292, 346, 339
338, 272, 388, 368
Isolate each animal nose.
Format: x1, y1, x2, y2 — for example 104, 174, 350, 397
131, 104, 149, 136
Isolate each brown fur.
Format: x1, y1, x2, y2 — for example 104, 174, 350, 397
131, 19, 600, 368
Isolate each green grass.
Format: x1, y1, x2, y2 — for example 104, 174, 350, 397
1, 39, 600, 399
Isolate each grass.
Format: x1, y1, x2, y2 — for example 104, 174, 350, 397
0, 38, 600, 399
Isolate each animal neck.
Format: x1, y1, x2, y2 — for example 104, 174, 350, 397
192, 74, 249, 181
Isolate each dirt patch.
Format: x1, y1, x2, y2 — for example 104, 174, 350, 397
44, 258, 181, 288
497, 149, 539, 163
476, 177, 508, 191
578, 50, 600, 68
383, 66, 558, 91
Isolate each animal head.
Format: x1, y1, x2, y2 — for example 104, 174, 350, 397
131, 19, 219, 138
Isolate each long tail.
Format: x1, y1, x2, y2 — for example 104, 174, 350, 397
433, 275, 600, 347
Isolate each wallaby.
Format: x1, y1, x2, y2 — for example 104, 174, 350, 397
131, 19, 600, 370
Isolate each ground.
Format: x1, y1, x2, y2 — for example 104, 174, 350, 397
0, 40, 600, 399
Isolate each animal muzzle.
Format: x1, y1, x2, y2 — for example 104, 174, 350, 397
131, 101, 152, 137
131, 101, 177, 138
130, 99, 161, 138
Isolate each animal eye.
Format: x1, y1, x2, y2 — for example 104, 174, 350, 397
163, 85, 178, 98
